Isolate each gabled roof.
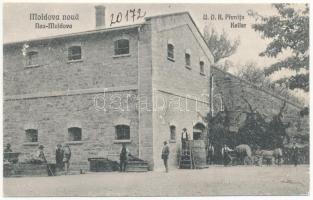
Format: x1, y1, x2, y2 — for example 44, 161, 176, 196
145, 11, 214, 63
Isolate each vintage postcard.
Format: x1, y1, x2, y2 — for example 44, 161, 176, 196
2, 1, 310, 197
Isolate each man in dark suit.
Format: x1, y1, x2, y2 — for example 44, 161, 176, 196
291, 142, 299, 166
55, 144, 64, 170
161, 141, 170, 173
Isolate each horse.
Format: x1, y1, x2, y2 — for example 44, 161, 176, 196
234, 144, 252, 165
255, 148, 283, 166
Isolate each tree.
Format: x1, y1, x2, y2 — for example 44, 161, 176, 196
236, 62, 271, 87
248, 4, 309, 91
203, 26, 240, 64
236, 62, 303, 104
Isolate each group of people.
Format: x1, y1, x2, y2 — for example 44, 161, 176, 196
29, 144, 72, 173
4, 143, 72, 174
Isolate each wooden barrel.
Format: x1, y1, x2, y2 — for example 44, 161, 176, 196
190, 140, 207, 168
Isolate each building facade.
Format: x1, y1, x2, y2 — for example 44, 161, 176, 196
3, 10, 213, 171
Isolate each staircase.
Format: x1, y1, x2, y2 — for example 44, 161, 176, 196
127, 155, 149, 172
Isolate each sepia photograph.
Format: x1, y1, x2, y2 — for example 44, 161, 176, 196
2, 1, 310, 197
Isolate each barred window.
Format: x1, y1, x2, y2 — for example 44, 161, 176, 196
114, 39, 129, 55
167, 44, 174, 60
25, 129, 38, 142
68, 127, 82, 141
170, 125, 176, 141
68, 46, 82, 61
116, 125, 130, 140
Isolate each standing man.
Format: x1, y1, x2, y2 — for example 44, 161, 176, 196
291, 142, 299, 166
181, 128, 189, 150
207, 143, 215, 165
120, 143, 130, 172
63, 144, 72, 174
161, 141, 170, 173
221, 144, 233, 166
55, 144, 64, 170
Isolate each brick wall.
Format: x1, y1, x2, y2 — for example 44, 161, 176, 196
4, 28, 139, 96
4, 91, 139, 171
3, 27, 145, 171
148, 13, 214, 170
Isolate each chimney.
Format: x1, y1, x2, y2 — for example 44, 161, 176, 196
95, 5, 106, 28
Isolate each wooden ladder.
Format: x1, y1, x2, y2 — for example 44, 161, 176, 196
179, 141, 194, 169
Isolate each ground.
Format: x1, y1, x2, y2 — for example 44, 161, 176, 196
3, 165, 309, 196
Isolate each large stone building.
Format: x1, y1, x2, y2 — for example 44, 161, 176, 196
4, 7, 309, 171
3, 8, 213, 171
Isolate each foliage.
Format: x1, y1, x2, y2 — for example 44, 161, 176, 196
248, 4, 309, 91
203, 26, 240, 64
208, 100, 289, 150
236, 62, 271, 87
208, 111, 232, 148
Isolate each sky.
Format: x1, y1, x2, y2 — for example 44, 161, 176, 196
3, 3, 309, 103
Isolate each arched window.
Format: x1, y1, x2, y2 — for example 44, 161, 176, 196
114, 39, 129, 55
185, 49, 191, 68
68, 127, 82, 141
167, 43, 174, 60
170, 125, 176, 141
68, 46, 82, 61
115, 125, 130, 140
200, 61, 205, 75
25, 129, 38, 142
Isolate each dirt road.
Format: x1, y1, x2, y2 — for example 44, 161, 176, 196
3, 165, 309, 196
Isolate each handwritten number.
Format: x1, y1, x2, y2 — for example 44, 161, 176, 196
110, 9, 146, 26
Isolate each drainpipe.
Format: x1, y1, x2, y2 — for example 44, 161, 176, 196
137, 26, 141, 158
210, 73, 214, 117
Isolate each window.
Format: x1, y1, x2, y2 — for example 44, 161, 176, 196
116, 125, 130, 140
114, 39, 129, 55
193, 123, 205, 140
185, 53, 191, 67
167, 44, 174, 60
170, 125, 176, 141
26, 51, 39, 66
68, 46, 82, 61
200, 61, 205, 74
68, 127, 82, 141
25, 129, 38, 142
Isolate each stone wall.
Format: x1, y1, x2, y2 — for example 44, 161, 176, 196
212, 67, 309, 141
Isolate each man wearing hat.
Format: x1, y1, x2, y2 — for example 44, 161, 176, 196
181, 128, 189, 150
